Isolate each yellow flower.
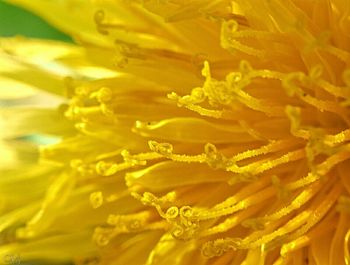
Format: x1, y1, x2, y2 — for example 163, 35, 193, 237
1, 0, 350, 264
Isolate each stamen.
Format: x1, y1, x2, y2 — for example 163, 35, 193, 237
271, 175, 290, 201
148, 141, 173, 157
337, 196, 350, 214
170, 61, 287, 120
131, 191, 177, 207
121, 149, 162, 162
254, 182, 321, 227
202, 238, 241, 258
305, 129, 329, 171
285, 105, 309, 139
286, 150, 350, 190
221, 20, 266, 58
205, 143, 232, 169
194, 186, 276, 221
323, 45, 350, 63
131, 191, 200, 240
324, 129, 350, 147
70, 159, 95, 177
343, 69, 350, 87
90, 191, 103, 209
171, 206, 200, 240
239, 120, 266, 141
345, 229, 350, 265
89, 87, 113, 103
168, 91, 227, 119
316, 79, 350, 99
289, 183, 342, 241
241, 211, 311, 250
231, 139, 296, 162
95, 159, 145, 176
280, 217, 337, 257
213, 175, 271, 211
283, 74, 349, 122
94, 10, 109, 35
148, 140, 228, 165
228, 149, 305, 176
168, 87, 206, 107
202, 206, 262, 237
282, 72, 304, 97
94, 10, 147, 36
64, 103, 94, 120
281, 236, 308, 257
93, 211, 153, 246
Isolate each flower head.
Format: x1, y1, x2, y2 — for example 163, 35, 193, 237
1, 0, 350, 264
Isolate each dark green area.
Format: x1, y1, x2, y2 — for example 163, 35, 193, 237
0, 1, 72, 42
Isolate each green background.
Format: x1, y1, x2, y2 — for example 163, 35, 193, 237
0, 1, 71, 41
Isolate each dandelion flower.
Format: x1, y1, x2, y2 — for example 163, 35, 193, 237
1, 0, 350, 264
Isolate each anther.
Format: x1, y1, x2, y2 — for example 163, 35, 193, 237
148, 141, 173, 156
343, 69, 350, 87
90, 191, 103, 209
336, 196, 350, 213
90, 87, 113, 103
309, 65, 323, 81
94, 10, 109, 35
204, 143, 231, 169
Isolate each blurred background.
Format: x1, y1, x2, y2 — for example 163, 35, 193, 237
0, 1, 71, 41
0, 3, 76, 265
0, 1, 70, 145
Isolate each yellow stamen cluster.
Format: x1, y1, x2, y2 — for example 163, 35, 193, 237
1, 0, 350, 264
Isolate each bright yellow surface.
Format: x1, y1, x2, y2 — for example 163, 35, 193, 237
1, 1, 350, 264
